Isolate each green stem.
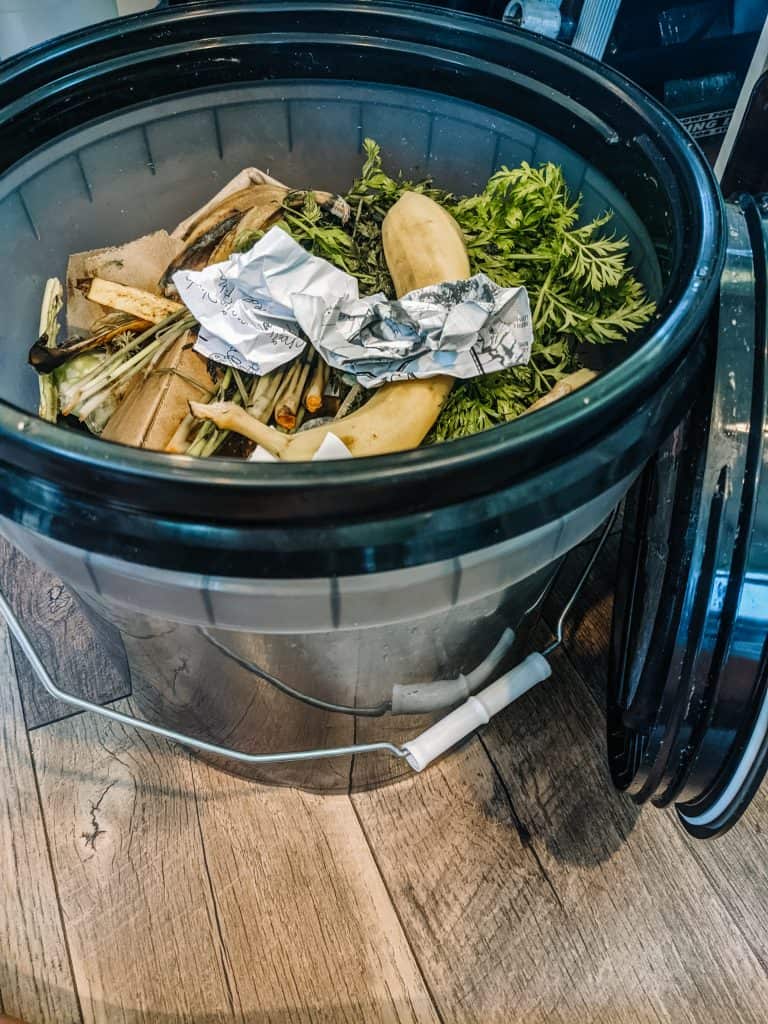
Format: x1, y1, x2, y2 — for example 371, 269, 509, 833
200, 428, 229, 458
192, 374, 252, 458
186, 367, 235, 457
466, 249, 551, 261
335, 383, 362, 420
68, 325, 184, 419
186, 422, 213, 457
232, 369, 251, 406
60, 313, 192, 414
352, 197, 364, 241
249, 367, 287, 422
532, 266, 555, 329
65, 311, 187, 398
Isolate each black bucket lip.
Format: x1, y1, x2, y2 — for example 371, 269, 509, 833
0, 0, 725, 531
0, 334, 707, 577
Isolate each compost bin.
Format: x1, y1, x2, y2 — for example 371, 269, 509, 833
0, 3, 733, 805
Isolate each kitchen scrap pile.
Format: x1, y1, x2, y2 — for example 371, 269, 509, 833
29, 140, 655, 461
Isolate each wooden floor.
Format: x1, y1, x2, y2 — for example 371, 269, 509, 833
2, 531, 768, 1024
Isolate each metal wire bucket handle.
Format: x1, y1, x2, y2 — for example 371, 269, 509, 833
0, 507, 616, 771
0, 587, 408, 766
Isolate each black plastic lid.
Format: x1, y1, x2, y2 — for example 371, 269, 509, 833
609, 194, 768, 837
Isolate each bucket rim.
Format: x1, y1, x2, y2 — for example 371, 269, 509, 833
0, 0, 725, 531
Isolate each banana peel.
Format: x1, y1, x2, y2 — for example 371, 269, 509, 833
209, 196, 287, 263
171, 167, 288, 242
159, 184, 290, 296
160, 183, 350, 296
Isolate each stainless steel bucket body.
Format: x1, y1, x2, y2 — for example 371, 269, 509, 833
0, 477, 628, 789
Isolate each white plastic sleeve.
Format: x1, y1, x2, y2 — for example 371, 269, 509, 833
402, 652, 552, 772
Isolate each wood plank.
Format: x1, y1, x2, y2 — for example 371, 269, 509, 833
0, 624, 82, 1024
0, 538, 131, 728
353, 625, 768, 1023
15, 508, 768, 1023
680, 791, 768, 970
481, 628, 768, 1022
29, 701, 243, 1024
188, 756, 441, 1023
30, 700, 440, 1023
353, 739, 569, 1022
550, 533, 768, 979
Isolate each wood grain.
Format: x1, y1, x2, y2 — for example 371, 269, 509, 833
0, 624, 82, 1024
29, 700, 243, 1023
353, 616, 768, 1023
188, 756, 440, 1022
353, 739, 569, 1022
6, 530, 768, 1024
0, 538, 131, 728
547, 534, 768, 982
681, 791, 768, 971
482, 629, 768, 1022
29, 699, 440, 1023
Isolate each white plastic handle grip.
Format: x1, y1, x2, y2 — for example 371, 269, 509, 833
402, 652, 552, 771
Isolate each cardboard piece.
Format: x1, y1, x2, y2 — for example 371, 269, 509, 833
100, 331, 212, 451
66, 168, 287, 333
63, 169, 287, 452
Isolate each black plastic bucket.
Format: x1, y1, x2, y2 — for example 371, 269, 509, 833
0, 2, 725, 787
